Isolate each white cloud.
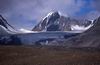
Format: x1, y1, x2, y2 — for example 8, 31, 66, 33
2, 0, 86, 29
9, 0, 85, 20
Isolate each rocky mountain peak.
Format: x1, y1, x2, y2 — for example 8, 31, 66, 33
32, 11, 92, 31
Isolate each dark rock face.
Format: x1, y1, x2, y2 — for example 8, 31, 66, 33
0, 15, 8, 29
47, 11, 60, 25
63, 16, 100, 47
47, 24, 60, 31
32, 11, 91, 31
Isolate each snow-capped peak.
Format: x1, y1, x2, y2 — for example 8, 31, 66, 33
44, 11, 68, 17
42, 11, 60, 21
32, 11, 93, 32
40, 11, 61, 31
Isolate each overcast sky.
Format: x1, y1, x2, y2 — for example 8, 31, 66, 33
0, 0, 100, 30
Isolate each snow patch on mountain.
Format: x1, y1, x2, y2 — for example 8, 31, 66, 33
71, 21, 94, 31
19, 28, 34, 33
42, 11, 61, 21
71, 24, 93, 31
19, 28, 39, 33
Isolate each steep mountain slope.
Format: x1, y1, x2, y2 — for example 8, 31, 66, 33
0, 15, 15, 31
0, 15, 17, 35
32, 11, 92, 31
0, 25, 9, 35
62, 16, 100, 47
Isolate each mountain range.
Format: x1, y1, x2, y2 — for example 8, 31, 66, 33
32, 11, 92, 31
0, 11, 100, 47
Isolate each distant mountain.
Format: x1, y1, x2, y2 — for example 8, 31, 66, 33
56, 16, 100, 47
32, 11, 92, 31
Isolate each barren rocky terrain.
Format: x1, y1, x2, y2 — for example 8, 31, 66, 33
0, 46, 100, 65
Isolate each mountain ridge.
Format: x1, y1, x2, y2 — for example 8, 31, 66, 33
32, 11, 92, 31
51, 16, 100, 47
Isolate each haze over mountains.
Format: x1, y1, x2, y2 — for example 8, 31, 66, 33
0, 11, 100, 47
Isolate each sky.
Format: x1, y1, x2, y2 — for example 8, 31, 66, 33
0, 0, 100, 30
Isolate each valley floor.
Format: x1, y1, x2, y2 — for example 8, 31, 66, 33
0, 46, 100, 65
